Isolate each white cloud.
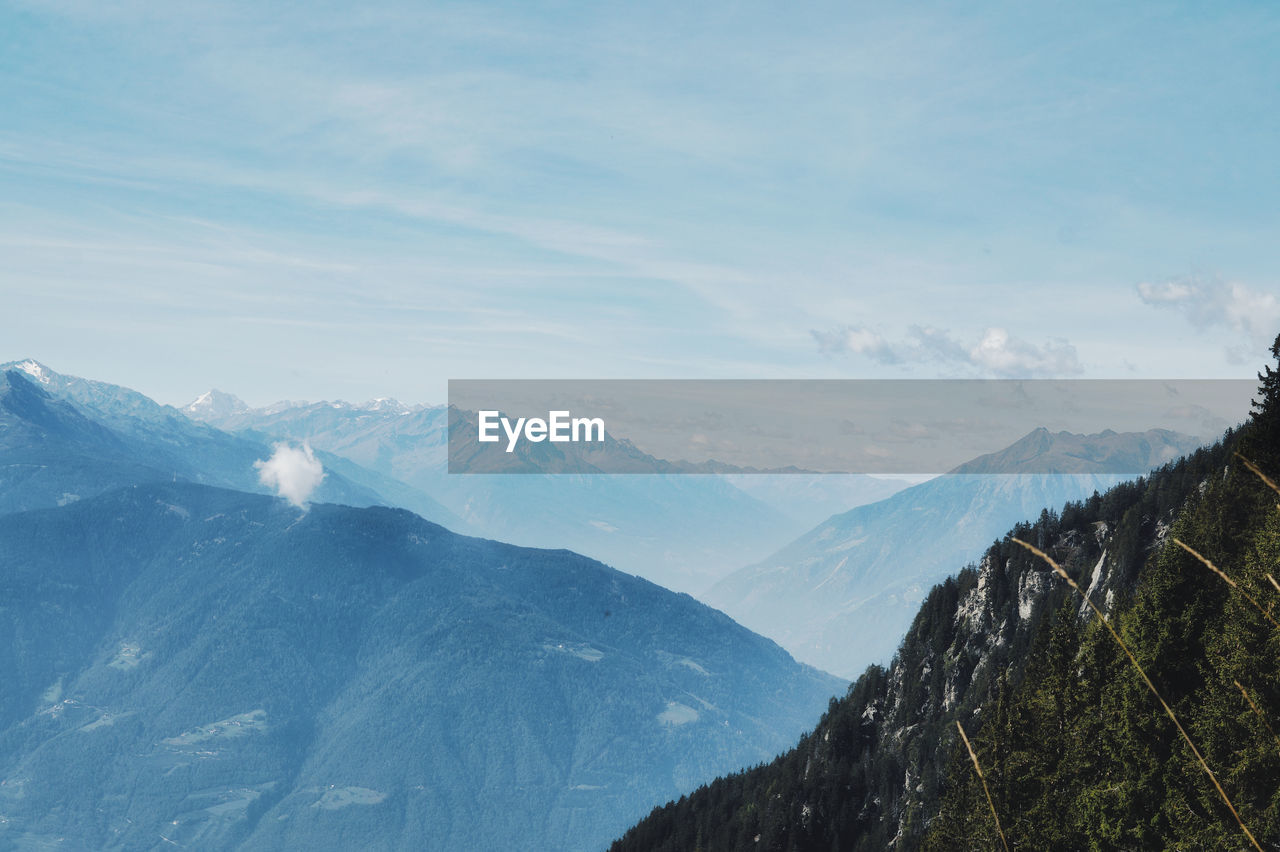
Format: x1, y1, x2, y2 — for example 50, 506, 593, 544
254, 442, 325, 507
812, 324, 1081, 377
1137, 276, 1280, 362
812, 325, 900, 361
968, 328, 1080, 377
1135, 280, 1196, 304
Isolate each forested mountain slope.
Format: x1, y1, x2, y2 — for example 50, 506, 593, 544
614, 352, 1280, 850
0, 484, 841, 851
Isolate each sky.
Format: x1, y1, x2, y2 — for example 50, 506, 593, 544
1, 0, 1278, 407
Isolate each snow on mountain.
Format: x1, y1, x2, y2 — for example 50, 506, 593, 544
13, 358, 52, 384
183, 388, 250, 420
356, 397, 419, 414
1, 358, 181, 426
0, 363, 458, 526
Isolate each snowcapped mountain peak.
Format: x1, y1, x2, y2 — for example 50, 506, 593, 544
357, 397, 413, 414
183, 388, 249, 421
9, 359, 53, 384
261, 399, 310, 415
314, 397, 417, 415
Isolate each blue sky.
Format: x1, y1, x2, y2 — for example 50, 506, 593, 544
1, 0, 1278, 406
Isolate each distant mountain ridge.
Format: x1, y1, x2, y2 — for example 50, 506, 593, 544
187, 392, 903, 594
200, 396, 832, 476
6, 358, 183, 426
188, 393, 427, 426
0, 362, 459, 526
948, 426, 1204, 474
0, 368, 160, 514
707, 427, 1209, 678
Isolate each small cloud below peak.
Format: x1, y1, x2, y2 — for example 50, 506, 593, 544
254, 442, 325, 508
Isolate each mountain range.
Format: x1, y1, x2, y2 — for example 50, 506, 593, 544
0, 362, 457, 527
185, 390, 905, 594
0, 357, 1239, 850
0, 361, 845, 850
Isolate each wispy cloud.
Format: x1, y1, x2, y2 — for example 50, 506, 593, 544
812, 325, 901, 362
2, 0, 1276, 400
812, 324, 1081, 378
1137, 276, 1280, 362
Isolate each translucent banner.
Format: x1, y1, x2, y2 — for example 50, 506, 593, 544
447, 379, 1255, 474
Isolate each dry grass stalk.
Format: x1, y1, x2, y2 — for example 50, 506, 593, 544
1172, 538, 1280, 632
1230, 455, 1280, 602
1236, 453, 1280, 500
1233, 679, 1280, 759
1012, 538, 1263, 852
955, 720, 1009, 852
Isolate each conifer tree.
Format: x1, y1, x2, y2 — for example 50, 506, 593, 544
1249, 332, 1280, 460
